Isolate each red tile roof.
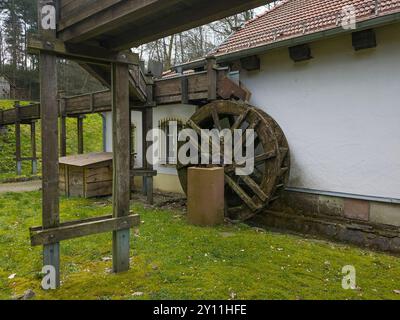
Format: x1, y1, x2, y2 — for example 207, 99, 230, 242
215, 0, 400, 56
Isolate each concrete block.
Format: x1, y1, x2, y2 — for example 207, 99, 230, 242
318, 195, 344, 217
344, 199, 370, 221
370, 202, 400, 227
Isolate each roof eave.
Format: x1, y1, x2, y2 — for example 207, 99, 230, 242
175, 12, 400, 71
218, 12, 400, 62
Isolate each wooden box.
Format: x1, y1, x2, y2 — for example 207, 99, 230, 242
59, 153, 113, 198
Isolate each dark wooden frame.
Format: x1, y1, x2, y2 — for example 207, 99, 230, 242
31, 0, 140, 286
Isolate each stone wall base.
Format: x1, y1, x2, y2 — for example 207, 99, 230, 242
252, 191, 400, 254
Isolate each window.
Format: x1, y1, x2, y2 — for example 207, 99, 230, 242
159, 118, 184, 165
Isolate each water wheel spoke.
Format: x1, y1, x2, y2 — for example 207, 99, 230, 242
211, 108, 222, 131
232, 119, 260, 155
231, 109, 249, 131
255, 150, 277, 163
187, 119, 220, 155
240, 175, 269, 202
225, 174, 260, 212
187, 119, 202, 135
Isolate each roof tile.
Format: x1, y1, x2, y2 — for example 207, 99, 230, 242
215, 0, 400, 56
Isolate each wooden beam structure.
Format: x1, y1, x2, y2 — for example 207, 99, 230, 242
111, 62, 131, 273
77, 115, 84, 154
38, 0, 61, 288
57, 0, 273, 50
26, 0, 268, 286
14, 101, 22, 175
30, 214, 140, 246
0, 68, 250, 127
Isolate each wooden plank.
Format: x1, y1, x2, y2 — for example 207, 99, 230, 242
60, 115, 67, 157
28, 33, 138, 65
85, 181, 113, 198
30, 214, 140, 246
59, 152, 112, 167
241, 175, 269, 202
15, 102, 22, 176
207, 57, 217, 101
225, 174, 260, 212
86, 166, 113, 184
67, 166, 84, 197
181, 76, 189, 104
77, 115, 84, 154
68, 0, 273, 50
31, 121, 37, 175
111, 62, 131, 273
131, 169, 157, 177
145, 80, 155, 205
38, 0, 60, 288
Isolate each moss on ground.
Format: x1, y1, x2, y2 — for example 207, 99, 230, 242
0, 191, 399, 300
0, 100, 103, 181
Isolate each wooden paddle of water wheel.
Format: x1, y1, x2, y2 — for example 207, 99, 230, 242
177, 100, 290, 221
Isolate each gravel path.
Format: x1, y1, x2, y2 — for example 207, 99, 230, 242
0, 180, 41, 194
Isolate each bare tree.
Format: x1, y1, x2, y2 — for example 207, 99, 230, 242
135, 2, 282, 70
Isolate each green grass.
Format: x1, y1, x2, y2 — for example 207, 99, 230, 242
0, 100, 103, 181
0, 191, 399, 300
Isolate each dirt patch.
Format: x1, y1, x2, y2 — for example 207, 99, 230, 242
131, 191, 187, 212
0, 180, 42, 194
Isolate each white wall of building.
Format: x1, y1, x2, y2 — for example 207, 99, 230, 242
105, 106, 196, 165
105, 110, 143, 167
152, 104, 197, 175
240, 24, 400, 200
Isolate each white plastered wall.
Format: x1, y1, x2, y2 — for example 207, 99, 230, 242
240, 23, 400, 200
105, 104, 197, 194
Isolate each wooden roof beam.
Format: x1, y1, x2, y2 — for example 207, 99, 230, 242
58, 0, 271, 50
104, 0, 270, 50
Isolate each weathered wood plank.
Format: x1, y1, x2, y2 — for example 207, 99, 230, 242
30, 214, 140, 246
77, 116, 84, 154
111, 62, 131, 273
38, 0, 60, 288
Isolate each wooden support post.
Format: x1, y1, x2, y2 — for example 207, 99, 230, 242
101, 113, 107, 152
143, 108, 154, 205
77, 115, 84, 154
59, 95, 67, 157
206, 56, 217, 101
142, 75, 155, 205
111, 61, 131, 273
40, 51, 60, 287
181, 76, 189, 104
31, 121, 37, 175
60, 116, 67, 157
141, 109, 148, 197
38, 0, 60, 288
14, 101, 22, 176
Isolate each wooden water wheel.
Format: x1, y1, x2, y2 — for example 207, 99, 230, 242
177, 100, 290, 221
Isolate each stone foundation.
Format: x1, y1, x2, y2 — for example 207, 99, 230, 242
253, 191, 400, 253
